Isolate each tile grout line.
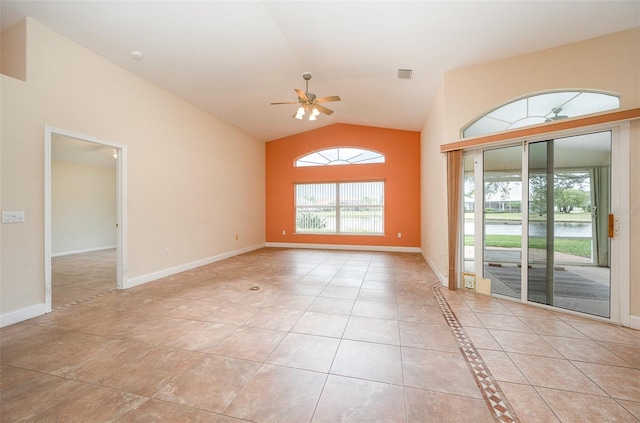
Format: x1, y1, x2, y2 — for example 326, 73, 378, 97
431, 283, 520, 423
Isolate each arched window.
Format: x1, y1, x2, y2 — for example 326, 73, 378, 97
295, 147, 385, 167
462, 91, 620, 138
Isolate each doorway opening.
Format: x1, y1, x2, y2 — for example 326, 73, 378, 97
45, 126, 127, 312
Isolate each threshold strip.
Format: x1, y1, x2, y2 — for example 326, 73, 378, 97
56, 289, 116, 309
431, 283, 519, 423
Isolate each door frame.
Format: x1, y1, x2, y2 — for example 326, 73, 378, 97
463, 121, 629, 326
44, 126, 128, 312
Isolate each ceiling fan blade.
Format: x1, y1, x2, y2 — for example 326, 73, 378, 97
294, 88, 308, 101
315, 104, 334, 115
316, 95, 341, 103
271, 101, 299, 105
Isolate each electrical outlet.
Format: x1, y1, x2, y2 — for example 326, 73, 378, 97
282, 230, 286, 235
164, 247, 169, 255
397, 232, 402, 238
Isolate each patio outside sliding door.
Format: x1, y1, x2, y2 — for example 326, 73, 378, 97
483, 146, 523, 298
527, 132, 611, 318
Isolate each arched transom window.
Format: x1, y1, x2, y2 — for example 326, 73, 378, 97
295, 147, 385, 167
462, 91, 620, 138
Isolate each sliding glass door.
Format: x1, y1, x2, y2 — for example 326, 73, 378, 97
483, 146, 522, 299
527, 132, 611, 317
473, 131, 612, 318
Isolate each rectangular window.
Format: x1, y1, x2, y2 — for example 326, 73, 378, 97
295, 181, 384, 234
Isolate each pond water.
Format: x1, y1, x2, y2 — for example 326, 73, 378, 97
465, 220, 592, 238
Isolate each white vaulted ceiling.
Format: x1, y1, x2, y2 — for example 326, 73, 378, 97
2, 1, 638, 141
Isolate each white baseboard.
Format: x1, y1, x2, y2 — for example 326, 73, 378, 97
125, 243, 265, 289
52, 245, 117, 257
265, 242, 421, 253
630, 314, 640, 330
0, 303, 47, 328
421, 250, 447, 286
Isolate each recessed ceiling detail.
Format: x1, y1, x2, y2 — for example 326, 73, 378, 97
462, 91, 620, 138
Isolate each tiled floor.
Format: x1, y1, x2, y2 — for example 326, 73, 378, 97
52, 248, 117, 308
1, 248, 639, 422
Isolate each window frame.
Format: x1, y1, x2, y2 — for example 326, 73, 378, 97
294, 181, 385, 235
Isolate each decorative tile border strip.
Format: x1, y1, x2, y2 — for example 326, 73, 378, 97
56, 289, 116, 309
431, 283, 519, 423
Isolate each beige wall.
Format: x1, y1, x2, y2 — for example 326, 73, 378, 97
421, 28, 640, 320
420, 84, 448, 281
1, 18, 265, 321
52, 161, 116, 255
0, 19, 26, 81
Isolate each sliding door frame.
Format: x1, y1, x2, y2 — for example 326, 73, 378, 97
464, 121, 629, 325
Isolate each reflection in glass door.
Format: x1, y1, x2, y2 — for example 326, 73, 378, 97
527, 132, 611, 317
483, 146, 522, 298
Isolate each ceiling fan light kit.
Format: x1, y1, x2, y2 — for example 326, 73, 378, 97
271, 73, 341, 121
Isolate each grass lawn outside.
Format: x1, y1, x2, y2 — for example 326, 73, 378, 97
465, 211, 591, 222
464, 235, 592, 258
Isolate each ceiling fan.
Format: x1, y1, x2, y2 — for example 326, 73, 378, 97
545, 107, 569, 122
271, 73, 341, 120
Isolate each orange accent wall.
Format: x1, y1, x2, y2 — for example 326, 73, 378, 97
266, 123, 421, 247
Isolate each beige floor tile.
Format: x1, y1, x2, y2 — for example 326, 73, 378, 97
307, 297, 355, 315
568, 321, 640, 345
508, 353, 607, 396
155, 355, 261, 413
499, 382, 560, 423
451, 309, 485, 328
115, 399, 236, 422
1, 329, 121, 375
518, 316, 590, 339
542, 335, 632, 366
599, 342, 640, 368
477, 349, 527, 384
267, 293, 316, 310
9, 248, 640, 422
29, 384, 147, 422
618, 400, 640, 420
244, 307, 304, 331
343, 316, 400, 345
0, 365, 88, 422
399, 321, 459, 352
465, 299, 514, 315
490, 329, 563, 358
537, 387, 638, 422
266, 332, 340, 372
351, 299, 399, 320
291, 311, 349, 338
571, 361, 640, 401
224, 364, 326, 423
405, 387, 494, 423
210, 326, 287, 361
63, 341, 202, 397
356, 288, 398, 303
312, 375, 406, 422
464, 326, 502, 350
475, 313, 533, 333
319, 286, 360, 300
331, 339, 403, 385
401, 347, 482, 398
397, 303, 447, 325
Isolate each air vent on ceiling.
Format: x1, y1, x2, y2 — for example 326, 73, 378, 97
397, 69, 413, 79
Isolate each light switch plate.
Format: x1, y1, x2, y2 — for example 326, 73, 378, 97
2, 211, 25, 223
